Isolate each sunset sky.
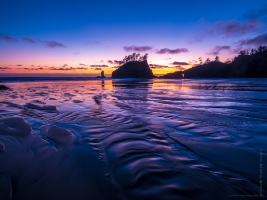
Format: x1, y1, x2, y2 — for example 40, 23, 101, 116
1, 0, 267, 76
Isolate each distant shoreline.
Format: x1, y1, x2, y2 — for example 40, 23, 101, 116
0, 77, 111, 83
1, 77, 267, 83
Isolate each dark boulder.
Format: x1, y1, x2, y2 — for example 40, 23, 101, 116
0, 85, 9, 90
96, 71, 106, 78
112, 60, 154, 79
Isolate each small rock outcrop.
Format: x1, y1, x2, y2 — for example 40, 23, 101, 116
0, 85, 9, 90
96, 71, 106, 78
112, 60, 154, 79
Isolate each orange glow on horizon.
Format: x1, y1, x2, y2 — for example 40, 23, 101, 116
0, 64, 192, 76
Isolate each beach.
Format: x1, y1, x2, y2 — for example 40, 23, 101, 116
0, 78, 266, 199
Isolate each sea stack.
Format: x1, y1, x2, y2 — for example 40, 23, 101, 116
112, 60, 154, 79
96, 71, 106, 78
101, 71, 106, 78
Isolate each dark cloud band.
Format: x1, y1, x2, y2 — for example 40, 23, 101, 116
123, 45, 152, 52
156, 48, 188, 54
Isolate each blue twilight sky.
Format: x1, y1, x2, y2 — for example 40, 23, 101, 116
0, 0, 267, 75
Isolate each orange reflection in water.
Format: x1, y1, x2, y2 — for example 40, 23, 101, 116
5, 80, 113, 90
152, 79, 190, 91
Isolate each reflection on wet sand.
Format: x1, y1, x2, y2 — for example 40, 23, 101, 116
0, 78, 266, 199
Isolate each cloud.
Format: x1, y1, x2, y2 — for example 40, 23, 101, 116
123, 45, 152, 52
49, 67, 74, 70
193, 17, 266, 43
62, 64, 68, 67
76, 67, 88, 70
236, 33, 267, 46
171, 65, 186, 70
22, 36, 36, 44
73, 52, 80, 55
164, 58, 172, 60
171, 61, 189, 65
1, 34, 67, 49
156, 48, 188, 54
24, 67, 44, 70
189, 60, 198, 64
209, 19, 264, 37
79, 63, 88, 66
94, 67, 102, 70
0, 67, 11, 70
231, 47, 243, 54
242, 5, 267, 20
39, 40, 66, 48
175, 66, 186, 70
88, 41, 101, 45
113, 60, 123, 64
17, 64, 23, 66
207, 45, 231, 55
90, 65, 109, 68
198, 17, 206, 24
107, 60, 123, 65
149, 64, 169, 69
0, 34, 18, 42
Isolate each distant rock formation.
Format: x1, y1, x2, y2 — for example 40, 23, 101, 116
101, 71, 105, 78
161, 48, 267, 79
96, 71, 106, 78
0, 85, 9, 90
112, 60, 154, 78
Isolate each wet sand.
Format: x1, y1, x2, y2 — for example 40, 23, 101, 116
0, 79, 266, 199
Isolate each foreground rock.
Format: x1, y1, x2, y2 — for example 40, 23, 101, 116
112, 60, 154, 78
0, 85, 9, 90
0, 116, 118, 200
24, 103, 57, 111
0, 116, 31, 136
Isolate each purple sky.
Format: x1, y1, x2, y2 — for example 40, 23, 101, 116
0, 0, 266, 76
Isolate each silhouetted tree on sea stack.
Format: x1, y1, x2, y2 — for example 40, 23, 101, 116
205, 58, 211, 64
199, 57, 202, 64
121, 53, 148, 66
239, 50, 247, 55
